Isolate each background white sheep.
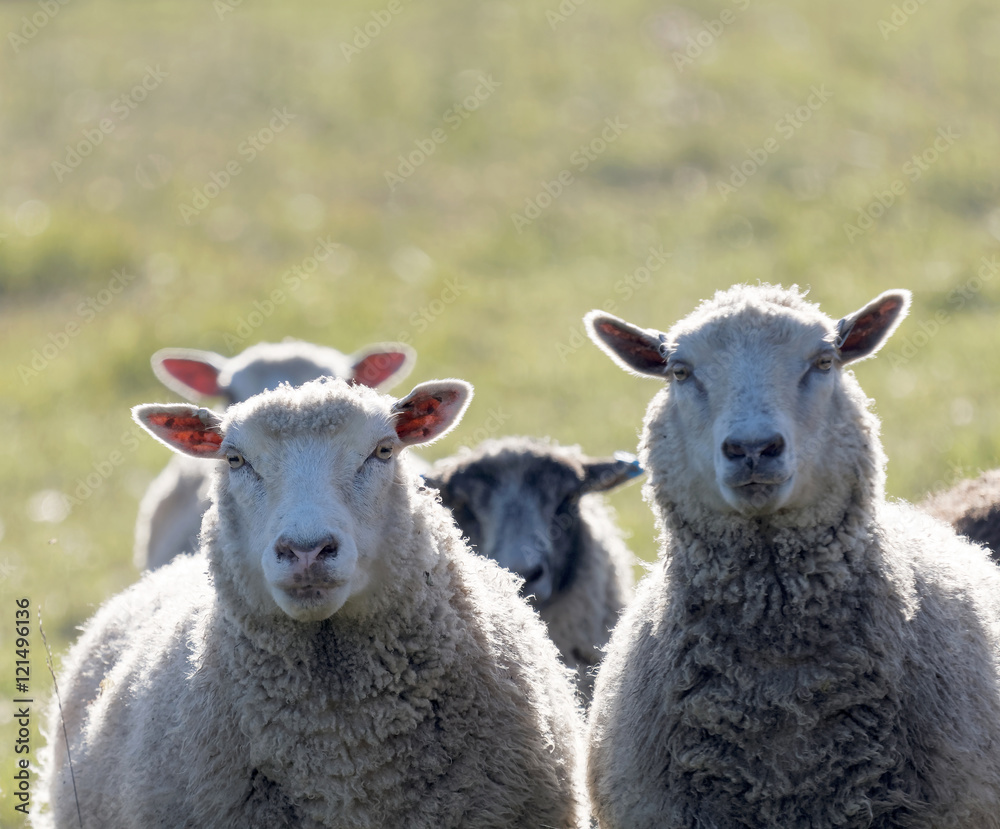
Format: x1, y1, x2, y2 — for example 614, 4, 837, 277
40, 378, 588, 828
583, 285, 1000, 828
134, 339, 415, 569
424, 436, 642, 701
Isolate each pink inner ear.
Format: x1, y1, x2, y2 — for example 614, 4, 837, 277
841, 296, 905, 354
351, 352, 408, 388
146, 413, 222, 455
160, 359, 223, 397
596, 321, 664, 368
394, 394, 452, 442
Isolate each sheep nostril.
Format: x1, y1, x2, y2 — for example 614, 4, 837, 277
761, 435, 785, 458
275, 543, 297, 562
318, 542, 339, 560
521, 565, 544, 586
722, 440, 746, 461
723, 435, 785, 462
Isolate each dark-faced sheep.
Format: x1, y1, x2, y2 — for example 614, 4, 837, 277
583, 284, 1000, 829
425, 437, 641, 701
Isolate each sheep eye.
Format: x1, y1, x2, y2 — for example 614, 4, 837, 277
227, 451, 245, 470
814, 354, 834, 372
670, 364, 691, 382
373, 442, 394, 461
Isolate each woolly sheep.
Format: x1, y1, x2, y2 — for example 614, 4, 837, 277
424, 437, 641, 702
921, 468, 1000, 558
134, 339, 415, 570
40, 378, 588, 829
583, 284, 1000, 828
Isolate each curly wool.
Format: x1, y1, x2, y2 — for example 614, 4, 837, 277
587, 285, 1000, 829
40, 383, 587, 829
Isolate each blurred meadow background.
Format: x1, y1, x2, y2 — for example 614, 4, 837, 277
2, 0, 1000, 818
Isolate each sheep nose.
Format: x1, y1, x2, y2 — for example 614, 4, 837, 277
274, 536, 340, 568
722, 434, 786, 465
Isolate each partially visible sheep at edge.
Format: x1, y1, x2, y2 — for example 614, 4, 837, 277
921, 468, 1000, 560
39, 378, 588, 829
424, 436, 642, 702
584, 284, 1000, 828
134, 339, 415, 570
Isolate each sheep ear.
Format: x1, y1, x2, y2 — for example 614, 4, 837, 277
580, 452, 644, 494
151, 348, 227, 401
584, 311, 668, 377
132, 404, 225, 458
391, 380, 473, 446
835, 290, 912, 364
350, 343, 416, 390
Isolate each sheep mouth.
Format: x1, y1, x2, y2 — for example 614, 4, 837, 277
281, 582, 343, 602
722, 477, 794, 515
726, 470, 792, 488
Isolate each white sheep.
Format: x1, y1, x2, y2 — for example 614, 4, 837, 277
583, 284, 1000, 828
134, 339, 415, 570
40, 378, 588, 828
424, 437, 641, 702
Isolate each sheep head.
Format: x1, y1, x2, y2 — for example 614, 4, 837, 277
585, 285, 909, 521
424, 439, 641, 607
133, 378, 472, 622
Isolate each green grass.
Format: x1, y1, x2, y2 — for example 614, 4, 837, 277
3, 0, 1000, 819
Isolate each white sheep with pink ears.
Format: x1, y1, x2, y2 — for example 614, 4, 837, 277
583, 284, 1000, 829
134, 339, 416, 570
40, 377, 588, 829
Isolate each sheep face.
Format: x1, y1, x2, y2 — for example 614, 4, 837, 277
133, 378, 472, 622
219, 416, 397, 621
585, 285, 910, 519
660, 311, 840, 516
425, 440, 641, 606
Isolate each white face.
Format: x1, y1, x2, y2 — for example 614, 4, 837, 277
219, 413, 400, 622
662, 318, 839, 517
